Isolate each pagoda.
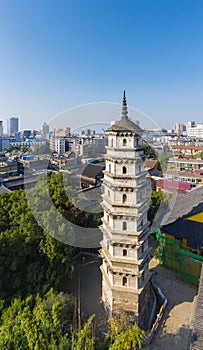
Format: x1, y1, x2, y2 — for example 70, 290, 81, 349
100, 91, 152, 325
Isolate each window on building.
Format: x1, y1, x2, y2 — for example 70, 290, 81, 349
123, 249, 127, 257
107, 215, 109, 222
123, 138, 127, 146
109, 164, 111, 173
123, 221, 127, 230
111, 138, 113, 147
122, 276, 127, 286
123, 166, 127, 174
108, 190, 110, 197
122, 194, 127, 203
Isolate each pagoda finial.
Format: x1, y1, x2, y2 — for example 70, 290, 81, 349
123, 90, 126, 100
121, 90, 128, 120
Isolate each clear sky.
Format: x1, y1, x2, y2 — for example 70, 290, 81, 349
0, 0, 203, 131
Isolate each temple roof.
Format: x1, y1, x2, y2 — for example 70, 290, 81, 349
107, 91, 143, 135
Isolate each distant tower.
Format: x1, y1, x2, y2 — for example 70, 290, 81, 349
41, 121, 49, 136
0, 121, 3, 136
100, 91, 151, 326
7, 117, 19, 136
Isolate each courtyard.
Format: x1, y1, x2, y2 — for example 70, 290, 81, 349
64, 248, 197, 349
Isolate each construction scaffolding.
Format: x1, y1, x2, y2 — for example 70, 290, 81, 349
156, 229, 203, 286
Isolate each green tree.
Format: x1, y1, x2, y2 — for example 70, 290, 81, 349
142, 143, 157, 159
148, 190, 163, 223
107, 312, 146, 350
109, 323, 146, 350
72, 314, 96, 350
148, 190, 172, 224
0, 187, 74, 301
20, 146, 29, 153
159, 152, 172, 173
3, 145, 20, 153
0, 290, 74, 350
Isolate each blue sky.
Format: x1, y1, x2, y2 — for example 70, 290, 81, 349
0, 0, 203, 131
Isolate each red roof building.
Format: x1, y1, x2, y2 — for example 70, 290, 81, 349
156, 179, 191, 192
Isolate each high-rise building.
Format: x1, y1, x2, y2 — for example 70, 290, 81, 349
173, 122, 185, 136
185, 121, 195, 135
187, 123, 203, 138
50, 136, 70, 154
100, 92, 152, 326
41, 122, 49, 136
0, 121, 3, 136
7, 117, 19, 136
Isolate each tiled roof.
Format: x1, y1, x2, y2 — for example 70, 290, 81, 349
144, 159, 159, 169
161, 210, 203, 249
172, 145, 203, 150
157, 179, 191, 191
107, 118, 143, 135
160, 186, 203, 226
76, 186, 102, 210
76, 163, 105, 179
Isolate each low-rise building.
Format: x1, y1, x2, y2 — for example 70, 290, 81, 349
156, 179, 191, 192
79, 136, 107, 158
0, 154, 18, 178
165, 157, 203, 186
50, 137, 69, 155
171, 144, 203, 157
156, 186, 203, 285
76, 163, 105, 188
187, 123, 203, 138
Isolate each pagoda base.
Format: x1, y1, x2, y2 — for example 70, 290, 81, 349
101, 270, 152, 328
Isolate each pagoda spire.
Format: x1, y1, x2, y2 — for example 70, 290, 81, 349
121, 90, 128, 121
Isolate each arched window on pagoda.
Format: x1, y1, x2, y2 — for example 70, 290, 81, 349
122, 276, 127, 286
122, 194, 127, 203
123, 221, 127, 230
122, 166, 127, 174
123, 249, 127, 257
123, 138, 127, 146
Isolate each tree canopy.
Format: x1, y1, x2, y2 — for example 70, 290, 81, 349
142, 143, 157, 159
0, 289, 74, 350
0, 172, 147, 349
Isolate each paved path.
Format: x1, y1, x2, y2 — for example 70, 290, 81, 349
144, 258, 197, 350
64, 253, 108, 335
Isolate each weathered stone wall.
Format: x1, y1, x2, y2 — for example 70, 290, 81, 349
138, 281, 151, 327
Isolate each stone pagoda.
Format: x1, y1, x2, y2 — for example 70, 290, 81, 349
100, 91, 152, 326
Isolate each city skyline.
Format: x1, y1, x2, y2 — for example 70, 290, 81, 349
0, 108, 202, 135
0, 0, 203, 130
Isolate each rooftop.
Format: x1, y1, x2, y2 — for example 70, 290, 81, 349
107, 91, 143, 135
161, 208, 203, 249
161, 186, 203, 226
